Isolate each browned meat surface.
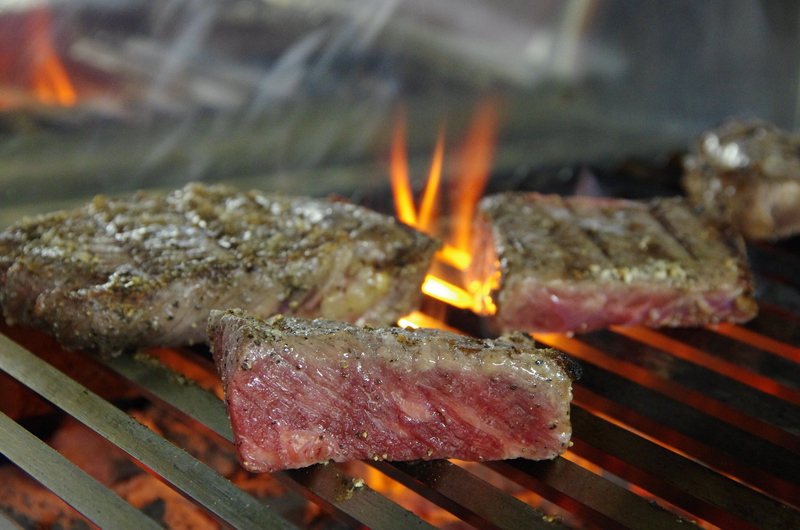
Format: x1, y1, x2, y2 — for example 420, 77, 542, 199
0, 183, 439, 354
682, 119, 800, 240
469, 192, 757, 334
208, 309, 579, 473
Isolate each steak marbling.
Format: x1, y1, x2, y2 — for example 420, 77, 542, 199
470, 192, 758, 334
0, 183, 439, 354
208, 309, 579, 473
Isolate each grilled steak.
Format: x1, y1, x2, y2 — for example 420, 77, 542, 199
209, 309, 579, 473
682, 119, 800, 241
0, 183, 439, 354
469, 192, 758, 334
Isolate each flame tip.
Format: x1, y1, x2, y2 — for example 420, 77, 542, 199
390, 96, 500, 322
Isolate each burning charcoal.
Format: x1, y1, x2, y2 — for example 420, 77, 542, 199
682, 118, 800, 241
0, 183, 439, 355
208, 309, 579, 473
469, 192, 758, 334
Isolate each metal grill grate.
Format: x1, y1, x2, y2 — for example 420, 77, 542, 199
1, 240, 800, 529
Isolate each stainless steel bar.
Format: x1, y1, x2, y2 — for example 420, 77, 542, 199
0, 334, 297, 530
571, 406, 800, 530
753, 273, 800, 316
656, 326, 800, 393
487, 457, 699, 530
279, 465, 438, 530
371, 459, 569, 530
579, 330, 800, 438
748, 243, 800, 290
101, 351, 234, 441
743, 307, 800, 350
539, 335, 800, 501
0, 411, 161, 530
98, 345, 436, 529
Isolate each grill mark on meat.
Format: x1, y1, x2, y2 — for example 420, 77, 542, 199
647, 200, 699, 261
0, 183, 440, 354
523, 195, 614, 279
473, 192, 758, 334
562, 199, 614, 261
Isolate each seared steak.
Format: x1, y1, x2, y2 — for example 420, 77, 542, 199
0, 183, 439, 354
682, 119, 800, 241
208, 309, 579, 473
470, 192, 757, 334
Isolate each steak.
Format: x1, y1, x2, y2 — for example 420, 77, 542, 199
469, 192, 758, 334
682, 118, 800, 241
208, 309, 579, 473
0, 183, 439, 354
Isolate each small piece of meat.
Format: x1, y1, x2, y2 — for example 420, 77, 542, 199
208, 309, 579, 473
682, 118, 800, 241
469, 192, 758, 334
0, 183, 439, 354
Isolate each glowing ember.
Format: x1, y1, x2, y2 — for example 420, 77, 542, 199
389, 96, 501, 326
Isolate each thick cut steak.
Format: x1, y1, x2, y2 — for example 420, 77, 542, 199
0, 183, 438, 354
209, 309, 579, 473
470, 192, 757, 334
682, 119, 800, 241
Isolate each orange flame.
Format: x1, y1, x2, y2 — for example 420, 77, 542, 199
389, 96, 501, 327
417, 123, 445, 233
27, 7, 77, 107
390, 106, 417, 226
450, 96, 500, 255
0, 7, 77, 108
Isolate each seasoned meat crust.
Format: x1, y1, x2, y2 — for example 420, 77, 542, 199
682, 119, 800, 240
209, 309, 579, 473
470, 192, 758, 334
0, 183, 439, 354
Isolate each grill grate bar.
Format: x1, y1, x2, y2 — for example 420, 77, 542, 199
619, 326, 800, 404
711, 322, 800, 363
371, 458, 569, 530
748, 244, 800, 291
570, 406, 800, 529
743, 306, 800, 348
536, 333, 800, 499
0, 411, 162, 530
753, 274, 800, 316
487, 456, 698, 530
0, 334, 297, 530
278, 466, 438, 530
574, 385, 800, 509
98, 342, 436, 529
557, 329, 800, 448
100, 351, 234, 441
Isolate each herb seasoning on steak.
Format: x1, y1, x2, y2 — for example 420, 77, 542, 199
208, 309, 579, 473
682, 119, 800, 241
0, 183, 439, 354
470, 192, 758, 334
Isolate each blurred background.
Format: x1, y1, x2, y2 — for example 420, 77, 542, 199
0, 0, 798, 225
